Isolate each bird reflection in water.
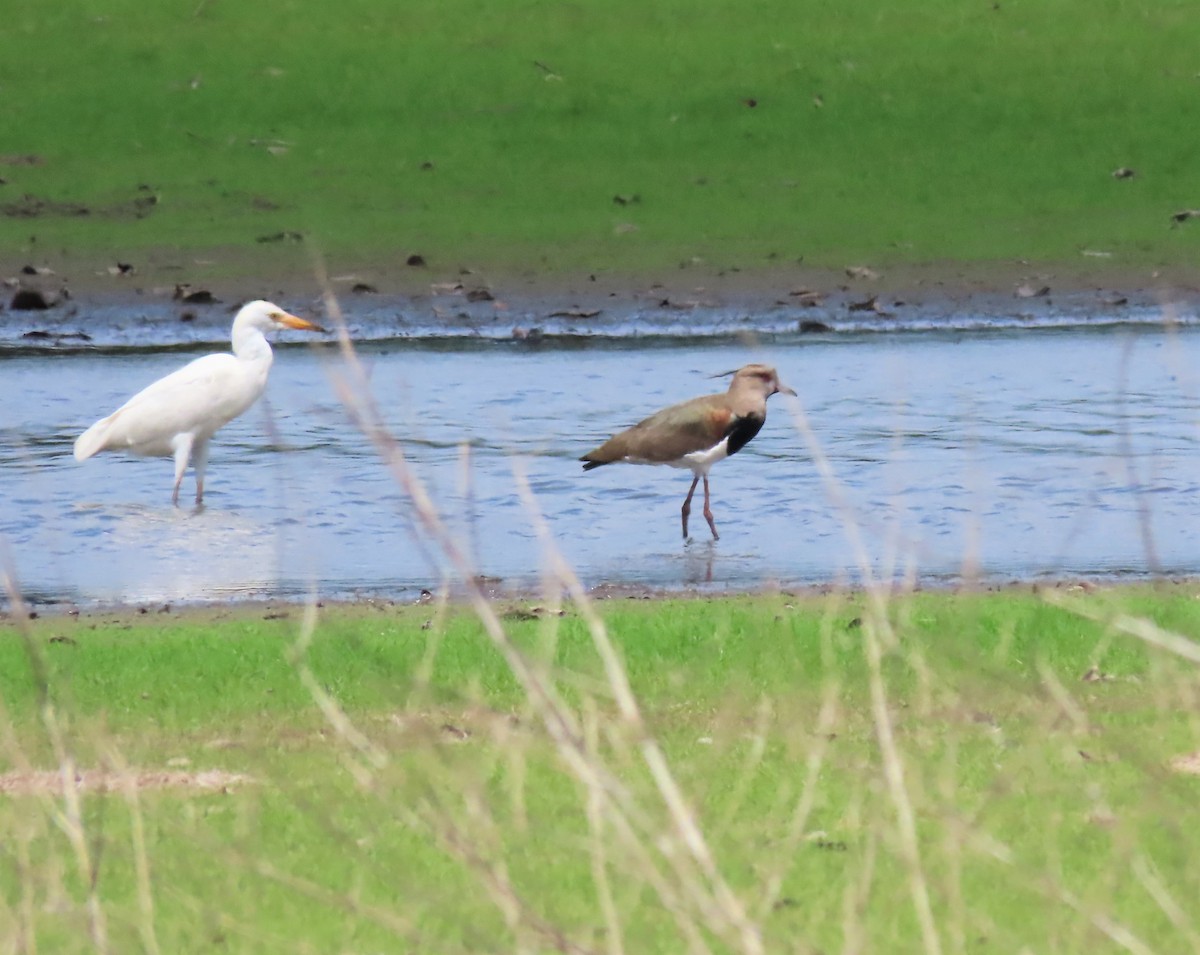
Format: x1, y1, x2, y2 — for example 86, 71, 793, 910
76, 502, 290, 603
683, 538, 716, 584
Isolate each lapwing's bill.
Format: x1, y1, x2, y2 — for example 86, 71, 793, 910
580, 363, 795, 539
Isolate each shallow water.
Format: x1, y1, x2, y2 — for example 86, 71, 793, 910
3, 318, 1200, 606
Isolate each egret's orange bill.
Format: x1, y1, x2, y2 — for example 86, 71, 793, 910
275, 310, 327, 333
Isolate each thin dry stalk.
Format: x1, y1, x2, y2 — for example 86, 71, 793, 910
458, 440, 482, 570
412, 584, 451, 692
502, 720, 531, 835
102, 745, 162, 955
861, 614, 943, 955
1115, 337, 1162, 573
512, 463, 767, 955
583, 698, 625, 955
314, 272, 590, 756
963, 823, 1155, 954
754, 687, 839, 922
288, 600, 388, 785
253, 859, 415, 938
840, 827, 878, 955
14, 828, 38, 955
712, 697, 772, 837
48, 735, 108, 955
782, 399, 943, 955
1041, 593, 1200, 667
1036, 661, 1091, 736
754, 593, 846, 924
1132, 855, 1200, 949
310, 273, 726, 954
397, 794, 598, 955
936, 739, 967, 955
2, 558, 110, 955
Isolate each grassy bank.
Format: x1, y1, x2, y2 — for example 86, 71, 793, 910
1, 587, 1198, 952
3, 1, 1200, 281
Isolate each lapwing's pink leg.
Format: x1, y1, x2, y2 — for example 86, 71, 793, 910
681, 474, 701, 539
702, 475, 719, 540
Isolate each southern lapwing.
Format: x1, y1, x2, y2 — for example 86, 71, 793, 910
580, 363, 795, 539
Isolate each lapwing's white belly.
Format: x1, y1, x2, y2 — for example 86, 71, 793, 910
620, 437, 731, 474
620, 438, 730, 473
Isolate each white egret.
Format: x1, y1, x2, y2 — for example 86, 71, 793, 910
74, 299, 326, 506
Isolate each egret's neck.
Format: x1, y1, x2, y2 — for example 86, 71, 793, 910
231, 326, 274, 365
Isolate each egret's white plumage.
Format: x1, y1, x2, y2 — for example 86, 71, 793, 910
74, 300, 325, 506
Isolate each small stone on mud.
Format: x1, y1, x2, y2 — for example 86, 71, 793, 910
173, 285, 218, 304
351, 282, 377, 294
548, 308, 600, 319
1015, 283, 1050, 298
10, 288, 58, 310
21, 330, 91, 343
790, 288, 825, 306
406, 253, 426, 267
466, 287, 493, 302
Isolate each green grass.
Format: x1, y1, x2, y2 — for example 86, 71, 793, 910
3, 0, 1200, 276
1, 587, 1199, 952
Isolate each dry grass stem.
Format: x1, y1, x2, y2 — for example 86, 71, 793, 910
103, 745, 163, 955
513, 462, 767, 955
311, 270, 755, 953
583, 698, 626, 955
782, 398, 943, 955
3, 556, 110, 955
1132, 855, 1200, 948
288, 599, 388, 783
1042, 593, 1200, 666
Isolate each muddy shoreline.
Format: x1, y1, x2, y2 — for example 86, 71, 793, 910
5, 247, 1200, 320
4, 574, 1195, 623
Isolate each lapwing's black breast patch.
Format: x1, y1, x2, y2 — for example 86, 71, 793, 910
724, 413, 765, 457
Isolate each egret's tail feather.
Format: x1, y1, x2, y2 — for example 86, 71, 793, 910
74, 418, 112, 461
